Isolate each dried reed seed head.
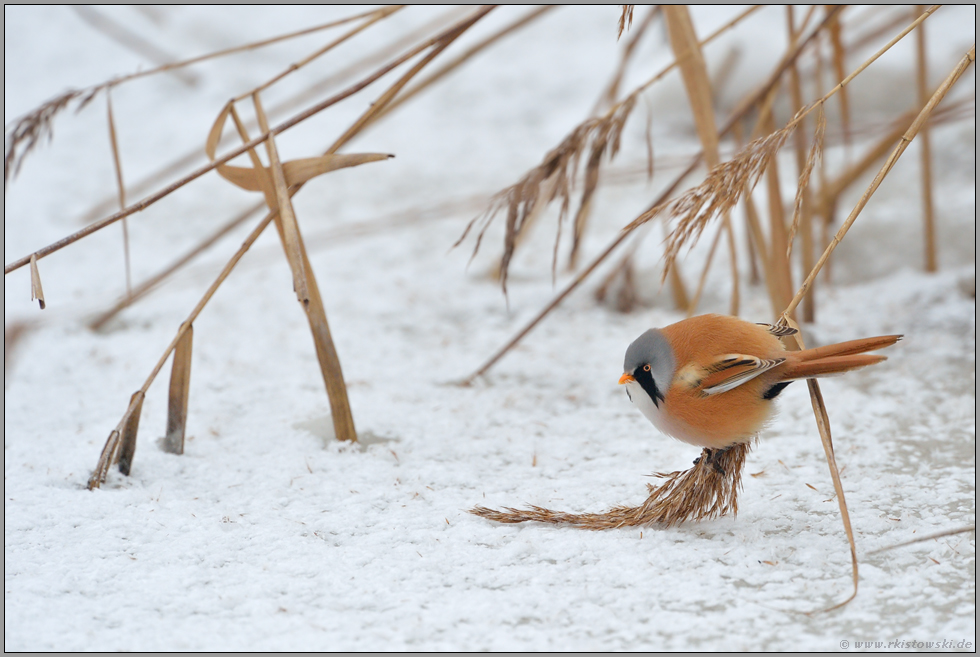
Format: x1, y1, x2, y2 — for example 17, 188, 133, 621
470, 443, 750, 530
786, 106, 827, 257
461, 93, 643, 293
646, 120, 800, 282
5, 90, 82, 186
617, 6, 636, 40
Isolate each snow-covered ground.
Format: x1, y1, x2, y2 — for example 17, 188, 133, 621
5, 6, 975, 651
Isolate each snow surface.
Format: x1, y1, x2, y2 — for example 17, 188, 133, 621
4, 6, 976, 651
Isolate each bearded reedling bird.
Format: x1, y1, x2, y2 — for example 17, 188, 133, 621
619, 314, 901, 469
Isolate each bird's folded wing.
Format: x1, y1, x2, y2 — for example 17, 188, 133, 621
700, 355, 785, 396
757, 323, 798, 337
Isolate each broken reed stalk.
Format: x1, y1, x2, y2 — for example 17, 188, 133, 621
5, 7, 495, 277
253, 94, 310, 305
471, 443, 750, 529
29, 255, 45, 310
462, 7, 844, 383
162, 323, 193, 454
826, 6, 852, 157
783, 44, 975, 320
915, 6, 937, 273
88, 210, 277, 488
115, 390, 146, 477
106, 90, 132, 296
764, 111, 794, 315
88, 8, 494, 487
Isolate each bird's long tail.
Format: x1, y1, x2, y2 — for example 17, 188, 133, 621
780, 334, 902, 380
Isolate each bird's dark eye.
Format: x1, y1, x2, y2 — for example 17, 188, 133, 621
643, 364, 651, 372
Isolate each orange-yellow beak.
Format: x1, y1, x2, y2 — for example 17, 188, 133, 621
618, 373, 635, 385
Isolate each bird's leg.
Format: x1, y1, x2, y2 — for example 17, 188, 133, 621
707, 447, 728, 476
693, 448, 712, 467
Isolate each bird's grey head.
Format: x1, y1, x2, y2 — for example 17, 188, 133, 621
623, 329, 676, 405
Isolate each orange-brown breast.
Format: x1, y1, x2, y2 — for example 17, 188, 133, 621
659, 314, 787, 448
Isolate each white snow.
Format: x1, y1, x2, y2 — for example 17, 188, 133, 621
5, 6, 975, 651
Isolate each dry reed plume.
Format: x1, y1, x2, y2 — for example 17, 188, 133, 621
471, 443, 749, 529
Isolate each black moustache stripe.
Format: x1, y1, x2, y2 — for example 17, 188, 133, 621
634, 367, 664, 408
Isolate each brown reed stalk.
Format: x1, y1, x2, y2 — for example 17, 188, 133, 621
106, 91, 132, 296
663, 5, 738, 317
162, 324, 193, 455
916, 6, 937, 273
868, 525, 976, 554
805, 377, 857, 612
732, 120, 763, 285
471, 442, 750, 529
253, 94, 310, 305
255, 94, 358, 442
786, 6, 816, 322
786, 107, 826, 265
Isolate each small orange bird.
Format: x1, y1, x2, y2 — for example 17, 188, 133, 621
619, 314, 901, 454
